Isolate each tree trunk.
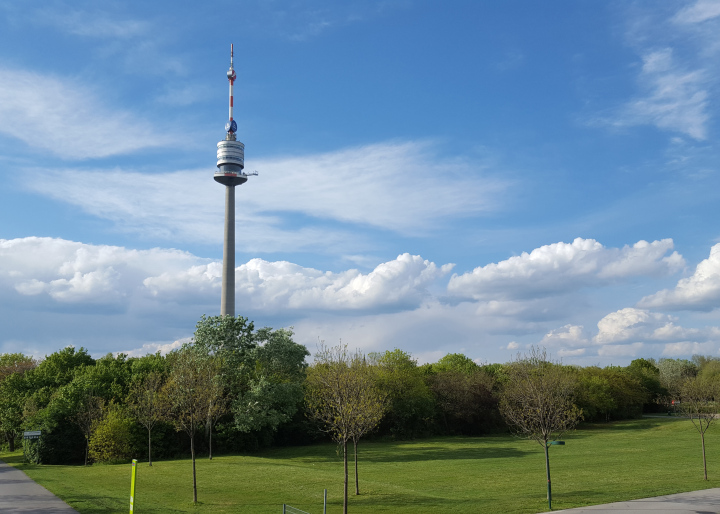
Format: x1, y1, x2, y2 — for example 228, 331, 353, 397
701, 431, 708, 480
8, 435, 15, 452
544, 442, 552, 510
148, 428, 153, 466
343, 439, 348, 514
209, 423, 213, 460
191, 434, 198, 504
84, 436, 89, 466
354, 439, 359, 495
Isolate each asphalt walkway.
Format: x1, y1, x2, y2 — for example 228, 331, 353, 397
546, 488, 720, 513
0, 459, 76, 513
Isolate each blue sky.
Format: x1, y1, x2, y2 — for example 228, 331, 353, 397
1, 0, 720, 365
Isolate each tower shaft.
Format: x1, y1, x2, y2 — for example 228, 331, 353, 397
221, 184, 236, 317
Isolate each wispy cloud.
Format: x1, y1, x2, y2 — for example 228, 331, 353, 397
673, 0, 720, 24
597, 1, 720, 140
611, 48, 709, 140
251, 1, 408, 42
35, 8, 150, 38
0, 68, 173, 159
23, 141, 508, 249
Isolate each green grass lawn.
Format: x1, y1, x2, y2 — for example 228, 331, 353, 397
2, 417, 720, 513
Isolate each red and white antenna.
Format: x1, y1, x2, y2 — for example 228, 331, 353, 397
225, 43, 237, 136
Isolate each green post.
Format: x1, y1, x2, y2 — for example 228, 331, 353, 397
129, 459, 138, 513
546, 441, 565, 511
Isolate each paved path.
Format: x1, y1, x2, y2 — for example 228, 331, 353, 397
0, 459, 76, 513
546, 488, 720, 513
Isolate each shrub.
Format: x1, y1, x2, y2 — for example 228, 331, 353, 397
89, 405, 134, 463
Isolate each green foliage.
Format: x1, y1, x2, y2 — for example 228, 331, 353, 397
191, 314, 256, 367
192, 317, 309, 439
82, 353, 133, 402
658, 358, 698, 397
234, 327, 309, 433
234, 376, 304, 433
0, 362, 33, 451
372, 349, 434, 438
29, 347, 94, 389
431, 353, 480, 375
88, 404, 135, 463
576, 367, 647, 422
428, 368, 499, 435
697, 360, 720, 382
130, 352, 167, 379
576, 373, 615, 421
3, 326, 685, 466
0, 353, 37, 382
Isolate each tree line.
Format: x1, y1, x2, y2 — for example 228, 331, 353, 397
1, 315, 718, 505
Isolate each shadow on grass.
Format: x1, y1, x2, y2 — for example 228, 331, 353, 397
0, 453, 25, 465
65, 496, 184, 514
333, 491, 509, 508
358, 445, 528, 462
260, 439, 529, 463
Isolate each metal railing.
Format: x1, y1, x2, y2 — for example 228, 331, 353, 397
283, 489, 327, 514
283, 505, 311, 514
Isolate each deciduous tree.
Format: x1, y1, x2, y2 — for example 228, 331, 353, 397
305, 345, 386, 513
88, 403, 133, 463
0, 353, 37, 382
679, 375, 720, 480
499, 347, 582, 510
72, 393, 105, 466
0, 372, 29, 451
165, 347, 223, 504
370, 349, 433, 439
127, 372, 169, 466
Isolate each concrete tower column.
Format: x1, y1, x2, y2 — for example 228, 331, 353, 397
221, 184, 235, 317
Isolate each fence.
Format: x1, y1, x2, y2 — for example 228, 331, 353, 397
283, 489, 327, 514
282, 506, 311, 514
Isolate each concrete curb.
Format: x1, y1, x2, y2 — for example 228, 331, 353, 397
544, 487, 720, 513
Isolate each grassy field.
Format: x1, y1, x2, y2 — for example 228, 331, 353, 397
3, 417, 720, 513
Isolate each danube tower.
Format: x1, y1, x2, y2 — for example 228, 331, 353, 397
215, 44, 254, 316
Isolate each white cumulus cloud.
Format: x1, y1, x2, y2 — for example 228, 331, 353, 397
662, 341, 717, 356
540, 324, 589, 348
638, 243, 720, 311
0, 238, 451, 313
447, 238, 683, 301
145, 253, 454, 312
0, 237, 206, 306
594, 307, 720, 346
598, 343, 645, 358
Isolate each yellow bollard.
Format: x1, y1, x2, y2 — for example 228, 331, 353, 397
129, 459, 138, 513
